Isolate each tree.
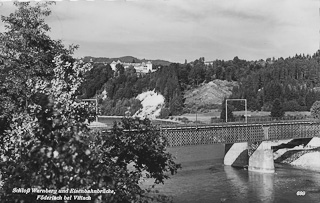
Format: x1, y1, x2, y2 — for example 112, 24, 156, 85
0, 3, 180, 203
0, 2, 76, 115
310, 101, 320, 119
93, 117, 181, 202
0, 55, 98, 202
188, 60, 206, 86
220, 99, 234, 122
80, 63, 113, 99
115, 63, 125, 76
169, 92, 183, 115
270, 98, 284, 118
215, 66, 225, 80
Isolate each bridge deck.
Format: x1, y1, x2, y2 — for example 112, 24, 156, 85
160, 122, 320, 147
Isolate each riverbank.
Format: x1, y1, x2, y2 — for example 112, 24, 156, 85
273, 137, 320, 172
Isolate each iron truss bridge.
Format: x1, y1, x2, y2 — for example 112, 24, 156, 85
159, 121, 320, 147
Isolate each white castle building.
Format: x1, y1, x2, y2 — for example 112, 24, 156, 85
110, 60, 154, 73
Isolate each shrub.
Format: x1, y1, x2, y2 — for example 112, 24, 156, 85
92, 117, 181, 202
310, 101, 320, 119
261, 102, 273, 111
282, 100, 303, 111
158, 108, 171, 119
177, 117, 190, 123
100, 98, 142, 116
271, 98, 285, 118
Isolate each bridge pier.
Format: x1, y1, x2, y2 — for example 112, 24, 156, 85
224, 141, 275, 173
224, 143, 248, 167
248, 141, 274, 173
161, 121, 320, 173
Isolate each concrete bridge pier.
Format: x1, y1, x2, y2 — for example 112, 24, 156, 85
224, 141, 275, 173
248, 141, 275, 173
224, 142, 249, 168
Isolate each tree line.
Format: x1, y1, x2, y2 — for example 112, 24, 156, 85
81, 52, 320, 118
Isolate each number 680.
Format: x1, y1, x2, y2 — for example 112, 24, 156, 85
296, 191, 306, 196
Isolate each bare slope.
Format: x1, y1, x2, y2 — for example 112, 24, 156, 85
184, 79, 238, 110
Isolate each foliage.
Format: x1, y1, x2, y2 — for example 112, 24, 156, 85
151, 64, 184, 115
0, 3, 180, 203
220, 99, 234, 122
270, 98, 284, 118
188, 59, 206, 86
310, 101, 320, 119
159, 108, 171, 119
82, 49, 320, 115
80, 63, 113, 99
282, 100, 307, 112
95, 63, 184, 116
0, 56, 98, 203
90, 117, 181, 203
228, 54, 320, 111
0, 2, 75, 113
100, 97, 142, 116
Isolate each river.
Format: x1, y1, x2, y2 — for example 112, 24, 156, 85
147, 144, 320, 203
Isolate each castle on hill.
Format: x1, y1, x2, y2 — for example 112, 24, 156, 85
110, 60, 154, 73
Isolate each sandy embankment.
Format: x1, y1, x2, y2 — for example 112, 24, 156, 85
273, 137, 320, 171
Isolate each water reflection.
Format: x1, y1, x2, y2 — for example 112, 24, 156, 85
153, 163, 320, 203
223, 166, 250, 201
153, 145, 320, 203
223, 166, 276, 202
248, 171, 275, 202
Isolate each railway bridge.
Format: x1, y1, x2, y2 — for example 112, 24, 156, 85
160, 121, 320, 173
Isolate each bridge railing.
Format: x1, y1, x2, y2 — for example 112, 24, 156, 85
92, 119, 320, 147
211, 115, 312, 124
158, 117, 316, 129
160, 122, 320, 147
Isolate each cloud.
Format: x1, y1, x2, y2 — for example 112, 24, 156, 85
0, 0, 318, 62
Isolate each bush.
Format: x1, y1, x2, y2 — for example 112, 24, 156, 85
176, 117, 190, 123
282, 100, 304, 111
261, 102, 273, 111
88, 117, 181, 203
100, 98, 142, 116
310, 101, 320, 119
158, 108, 171, 119
271, 99, 285, 118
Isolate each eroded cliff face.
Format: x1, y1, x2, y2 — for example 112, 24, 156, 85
133, 90, 165, 119
184, 79, 238, 110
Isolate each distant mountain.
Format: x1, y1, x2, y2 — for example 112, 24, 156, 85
82, 56, 172, 66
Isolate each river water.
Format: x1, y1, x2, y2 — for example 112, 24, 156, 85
148, 144, 320, 203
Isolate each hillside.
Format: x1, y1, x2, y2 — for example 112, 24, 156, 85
184, 79, 238, 111
82, 56, 172, 66
81, 53, 320, 119
133, 90, 165, 119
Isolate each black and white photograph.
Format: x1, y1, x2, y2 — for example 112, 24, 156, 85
1, 0, 320, 202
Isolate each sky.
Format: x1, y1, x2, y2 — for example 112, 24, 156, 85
0, 0, 319, 63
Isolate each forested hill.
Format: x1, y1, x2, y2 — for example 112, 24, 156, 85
79, 51, 320, 117
229, 52, 320, 112
82, 56, 172, 66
